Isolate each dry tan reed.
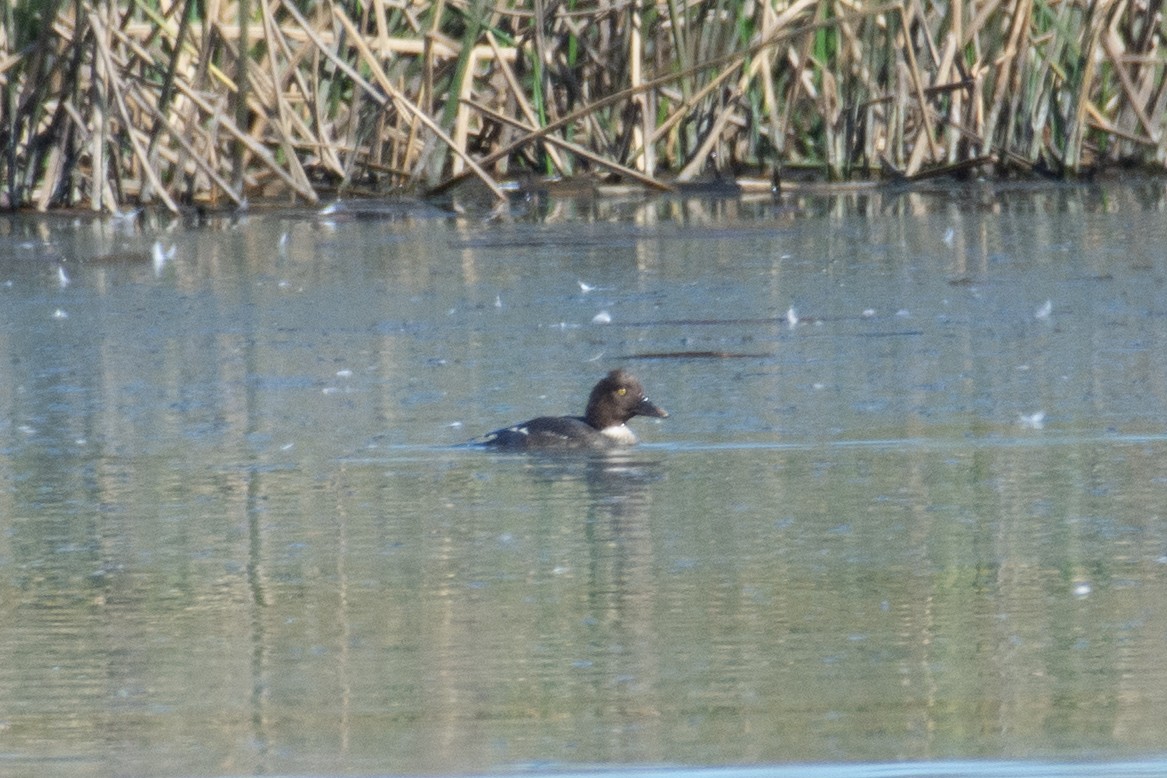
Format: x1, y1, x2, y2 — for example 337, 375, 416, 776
1, 0, 1164, 213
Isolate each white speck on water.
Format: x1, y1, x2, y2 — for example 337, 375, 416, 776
52, 309, 68, 320
152, 241, 175, 275
862, 308, 876, 317
1073, 582, 1092, 598
1018, 411, 1045, 429
895, 309, 911, 318
578, 280, 594, 292
336, 369, 353, 378
57, 266, 69, 288
592, 310, 611, 324
495, 295, 502, 308
1035, 299, 1053, 320
280, 442, 295, 451
786, 306, 798, 328
943, 227, 955, 246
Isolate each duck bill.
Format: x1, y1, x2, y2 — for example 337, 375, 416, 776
633, 397, 669, 418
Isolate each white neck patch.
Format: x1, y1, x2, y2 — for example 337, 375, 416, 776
600, 424, 638, 445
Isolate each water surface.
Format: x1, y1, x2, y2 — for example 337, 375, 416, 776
1, 182, 1166, 776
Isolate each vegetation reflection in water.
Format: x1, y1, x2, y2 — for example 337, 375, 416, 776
0, 184, 1166, 775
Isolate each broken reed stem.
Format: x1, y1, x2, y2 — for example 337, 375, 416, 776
467, 99, 671, 191
1, 0, 1165, 212
323, 1, 507, 201
429, 4, 905, 195
89, 11, 180, 213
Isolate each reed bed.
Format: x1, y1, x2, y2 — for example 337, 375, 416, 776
1, 0, 1164, 212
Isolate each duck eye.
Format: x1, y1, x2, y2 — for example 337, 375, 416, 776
616, 387, 627, 396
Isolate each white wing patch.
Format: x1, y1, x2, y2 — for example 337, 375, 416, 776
480, 425, 530, 445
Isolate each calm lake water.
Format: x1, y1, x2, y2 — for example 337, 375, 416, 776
2, 181, 1167, 777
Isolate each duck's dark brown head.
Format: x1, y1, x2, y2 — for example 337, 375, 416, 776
583, 369, 669, 430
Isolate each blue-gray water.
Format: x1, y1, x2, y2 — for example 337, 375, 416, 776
1, 182, 1167, 776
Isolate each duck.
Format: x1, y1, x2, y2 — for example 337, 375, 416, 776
473, 369, 668, 450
